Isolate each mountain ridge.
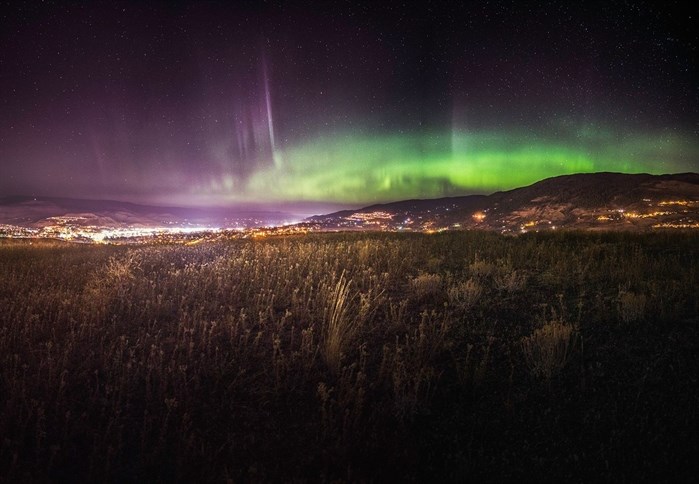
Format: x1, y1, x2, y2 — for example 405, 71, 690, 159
2, 172, 698, 234
307, 172, 699, 232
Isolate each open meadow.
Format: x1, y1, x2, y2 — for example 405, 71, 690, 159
1, 231, 697, 482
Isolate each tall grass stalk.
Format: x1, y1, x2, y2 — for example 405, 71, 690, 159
322, 271, 356, 373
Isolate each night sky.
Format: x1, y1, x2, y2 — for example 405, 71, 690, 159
1, 0, 697, 210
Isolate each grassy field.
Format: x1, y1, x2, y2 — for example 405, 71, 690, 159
0, 231, 697, 482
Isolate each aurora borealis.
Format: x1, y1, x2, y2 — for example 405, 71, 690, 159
1, 1, 696, 211
242, 129, 698, 204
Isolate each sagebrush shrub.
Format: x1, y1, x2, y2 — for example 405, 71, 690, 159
521, 319, 578, 381
618, 290, 646, 323
410, 273, 442, 300
447, 278, 482, 309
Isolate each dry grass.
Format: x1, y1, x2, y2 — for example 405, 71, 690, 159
0, 231, 696, 482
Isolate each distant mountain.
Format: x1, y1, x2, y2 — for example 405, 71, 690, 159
3, 173, 698, 236
307, 173, 699, 232
0, 196, 298, 229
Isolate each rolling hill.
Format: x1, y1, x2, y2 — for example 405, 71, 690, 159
307, 172, 699, 232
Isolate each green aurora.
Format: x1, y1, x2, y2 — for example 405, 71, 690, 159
242, 129, 698, 204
